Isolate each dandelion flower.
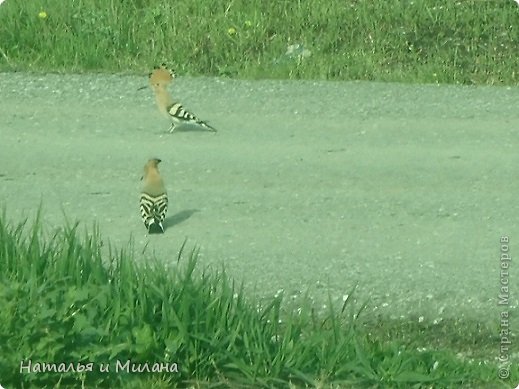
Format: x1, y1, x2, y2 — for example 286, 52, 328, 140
227, 27, 236, 35
38, 10, 47, 19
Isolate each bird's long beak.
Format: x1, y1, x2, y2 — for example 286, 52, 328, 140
137, 85, 148, 91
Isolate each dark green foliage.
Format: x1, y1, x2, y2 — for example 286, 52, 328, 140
0, 0, 517, 84
0, 211, 512, 387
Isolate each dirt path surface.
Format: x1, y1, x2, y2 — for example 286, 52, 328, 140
1, 73, 518, 322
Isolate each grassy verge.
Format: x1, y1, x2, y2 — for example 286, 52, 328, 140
0, 0, 518, 85
0, 210, 513, 388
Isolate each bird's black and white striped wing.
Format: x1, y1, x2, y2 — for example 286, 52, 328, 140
167, 102, 217, 133
140, 192, 168, 233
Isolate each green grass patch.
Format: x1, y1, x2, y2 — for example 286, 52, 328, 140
0, 210, 514, 388
0, 0, 518, 85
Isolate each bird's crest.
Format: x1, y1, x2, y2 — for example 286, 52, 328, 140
149, 64, 175, 86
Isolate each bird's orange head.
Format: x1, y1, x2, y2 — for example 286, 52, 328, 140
142, 158, 162, 180
149, 64, 174, 88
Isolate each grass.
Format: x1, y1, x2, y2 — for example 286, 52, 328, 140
0, 0, 518, 85
1, 1, 516, 387
0, 210, 514, 388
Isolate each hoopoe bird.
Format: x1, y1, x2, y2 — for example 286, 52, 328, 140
140, 158, 168, 234
142, 64, 217, 133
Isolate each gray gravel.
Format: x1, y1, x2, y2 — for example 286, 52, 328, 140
1, 72, 518, 324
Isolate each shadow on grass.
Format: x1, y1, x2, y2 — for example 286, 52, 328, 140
164, 209, 199, 229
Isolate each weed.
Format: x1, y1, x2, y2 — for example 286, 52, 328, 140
0, 210, 511, 387
0, 0, 517, 84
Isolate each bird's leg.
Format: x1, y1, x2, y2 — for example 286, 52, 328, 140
168, 123, 176, 133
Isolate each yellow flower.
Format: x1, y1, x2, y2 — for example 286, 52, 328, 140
38, 10, 47, 19
227, 27, 236, 36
